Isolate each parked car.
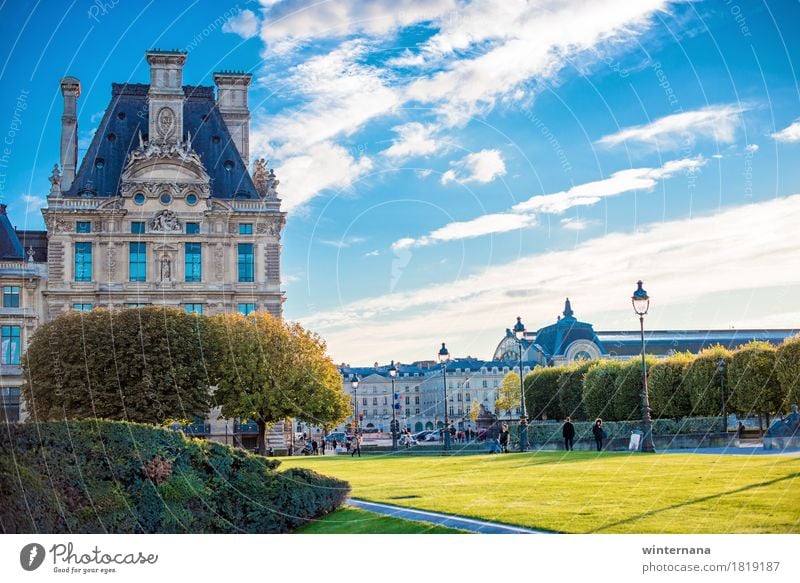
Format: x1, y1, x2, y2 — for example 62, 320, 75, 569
424, 432, 441, 442
325, 431, 349, 442
412, 430, 433, 442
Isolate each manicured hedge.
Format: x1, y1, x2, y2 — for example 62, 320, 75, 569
0, 420, 349, 533
648, 352, 694, 418
524, 366, 563, 420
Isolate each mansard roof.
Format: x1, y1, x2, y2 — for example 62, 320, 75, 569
0, 204, 25, 261
66, 83, 259, 199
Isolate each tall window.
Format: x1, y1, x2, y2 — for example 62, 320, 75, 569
74, 242, 92, 282
239, 223, 253, 235
1, 325, 20, 365
237, 243, 254, 282
185, 243, 201, 282
72, 304, 92, 311
238, 303, 256, 315
2, 286, 20, 308
76, 221, 91, 233
131, 221, 145, 234
185, 304, 203, 315
129, 242, 146, 282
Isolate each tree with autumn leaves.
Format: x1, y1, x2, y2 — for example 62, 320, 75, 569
22, 308, 349, 453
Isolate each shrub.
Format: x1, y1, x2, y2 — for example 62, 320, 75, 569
648, 352, 694, 418
524, 367, 563, 420
556, 361, 593, 421
582, 360, 623, 420
612, 358, 657, 422
776, 335, 800, 407
0, 420, 349, 533
728, 341, 783, 422
684, 345, 732, 416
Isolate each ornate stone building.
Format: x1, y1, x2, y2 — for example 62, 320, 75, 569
43, 50, 284, 317
1, 50, 286, 446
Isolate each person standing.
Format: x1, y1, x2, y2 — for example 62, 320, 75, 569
499, 423, 510, 453
562, 417, 575, 451
592, 418, 604, 452
351, 433, 362, 457
320, 439, 326, 456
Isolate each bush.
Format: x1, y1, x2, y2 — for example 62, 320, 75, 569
582, 360, 623, 420
524, 367, 563, 420
729, 341, 783, 421
648, 353, 694, 418
684, 345, 731, 416
0, 420, 349, 533
612, 358, 657, 422
776, 335, 800, 407
557, 361, 593, 421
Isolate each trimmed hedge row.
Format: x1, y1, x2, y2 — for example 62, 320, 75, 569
0, 420, 349, 533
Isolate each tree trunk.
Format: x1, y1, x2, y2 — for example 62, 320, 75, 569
758, 413, 763, 434
257, 420, 268, 455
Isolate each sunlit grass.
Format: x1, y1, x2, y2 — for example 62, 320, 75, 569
282, 452, 800, 533
294, 508, 466, 534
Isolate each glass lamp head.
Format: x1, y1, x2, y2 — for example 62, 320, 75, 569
631, 280, 650, 316
513, 316, 525, 340
388, 360, 397, 378
351, 375, 360, 390
438, 342, 450, 363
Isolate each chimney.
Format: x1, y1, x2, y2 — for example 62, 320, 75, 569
213, 71, 252, 165
59, 76, 81, 191
146, 50, 187, 144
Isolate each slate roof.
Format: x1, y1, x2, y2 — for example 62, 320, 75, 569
0, 204, 25, 261
596, 329, 799, 357
67, 83, 259, 199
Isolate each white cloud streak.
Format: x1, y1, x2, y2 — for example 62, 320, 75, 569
222, 9, 260, 39
441, 149, 506, 185
597, 104, 747, 149
772, 119, 800, 143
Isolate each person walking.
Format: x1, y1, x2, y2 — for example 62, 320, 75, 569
499, 423, 510, 453
592, 418, 604, 452
320, 439, 326, 456
311, 439, 318, 455
351, 433, 362, 457
562, 417, 575, 451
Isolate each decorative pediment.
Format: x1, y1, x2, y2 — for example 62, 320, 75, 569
150, 210, 181, 232
121, 134, 209, 183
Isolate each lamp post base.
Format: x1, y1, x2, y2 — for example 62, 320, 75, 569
443, 429, 451, 451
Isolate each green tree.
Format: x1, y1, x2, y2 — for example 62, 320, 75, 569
776, 335, 800, 407
21, 308, 213, 424
612, 358, 657, 421
557, 361, 593, 421
684, 345, 732, 416
524, 366, 563, 420
648, 352, 694, 418
728, 341, 783, 428
211, 312, 349, 453
582, 360, 623, 420
495, 371, 520, 419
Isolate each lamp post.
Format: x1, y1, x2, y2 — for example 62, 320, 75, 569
438, 342, 452, 451
632, 280, 656, 453
513, 316, 529, 452
717, 357, 727, 433
389, 360, 399, 451
351, 375, 360, 435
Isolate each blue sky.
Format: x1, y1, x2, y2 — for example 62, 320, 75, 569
1, 1, 799, 363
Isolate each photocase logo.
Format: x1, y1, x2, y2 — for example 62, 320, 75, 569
20, 543, 46, 571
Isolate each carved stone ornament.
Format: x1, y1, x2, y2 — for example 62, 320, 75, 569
48, 164, 62, 194
123, 132, 204, 171
156, 107, 176, 139
106, 244, 117, 278
256, 219, 283, 237
150, 210, 181, 232
46, 216, 72, 233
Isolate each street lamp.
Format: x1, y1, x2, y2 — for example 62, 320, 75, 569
631, 280, 655, 453
389, 360, 399, 451
716, 357, 727, 433
351, 374, 360, 434
513, 316, 528, 452
438, 342, 452, 451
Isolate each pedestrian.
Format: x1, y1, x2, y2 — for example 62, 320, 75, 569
311, 439, 318, 455
351, 433, 362, 457
737, 421, 745, 439
320, 439, 326, 455
592, 418, 604, 452
345, 439, 351, 452
499, 423, 510, 453
562, 416, 575, 451
332, 438, 338, 450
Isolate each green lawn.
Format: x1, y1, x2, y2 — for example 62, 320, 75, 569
294, 508, 465, 534
281, 452, 800, 533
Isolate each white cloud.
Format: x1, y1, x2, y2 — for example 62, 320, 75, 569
441, 149, 506, 185
320, 235, 367, 248
393, 212, 537, 250
257, 0, 457, 53
21, 194, 46, 215
275, 141, 373, 212
222, 9, 260, 39
513, 156, 705, 213
561, 217, 589, 231
394, 157, 703, 249
364, 250, 380, 257
772, 119, 800, 143
300, 195, 800, 362
382, 122, 443, 159
744, 143, 759, 153
597, 104, 747, 149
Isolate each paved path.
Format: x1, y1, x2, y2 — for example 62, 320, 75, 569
348, 499, 549, 534
660, 446, 800, 456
